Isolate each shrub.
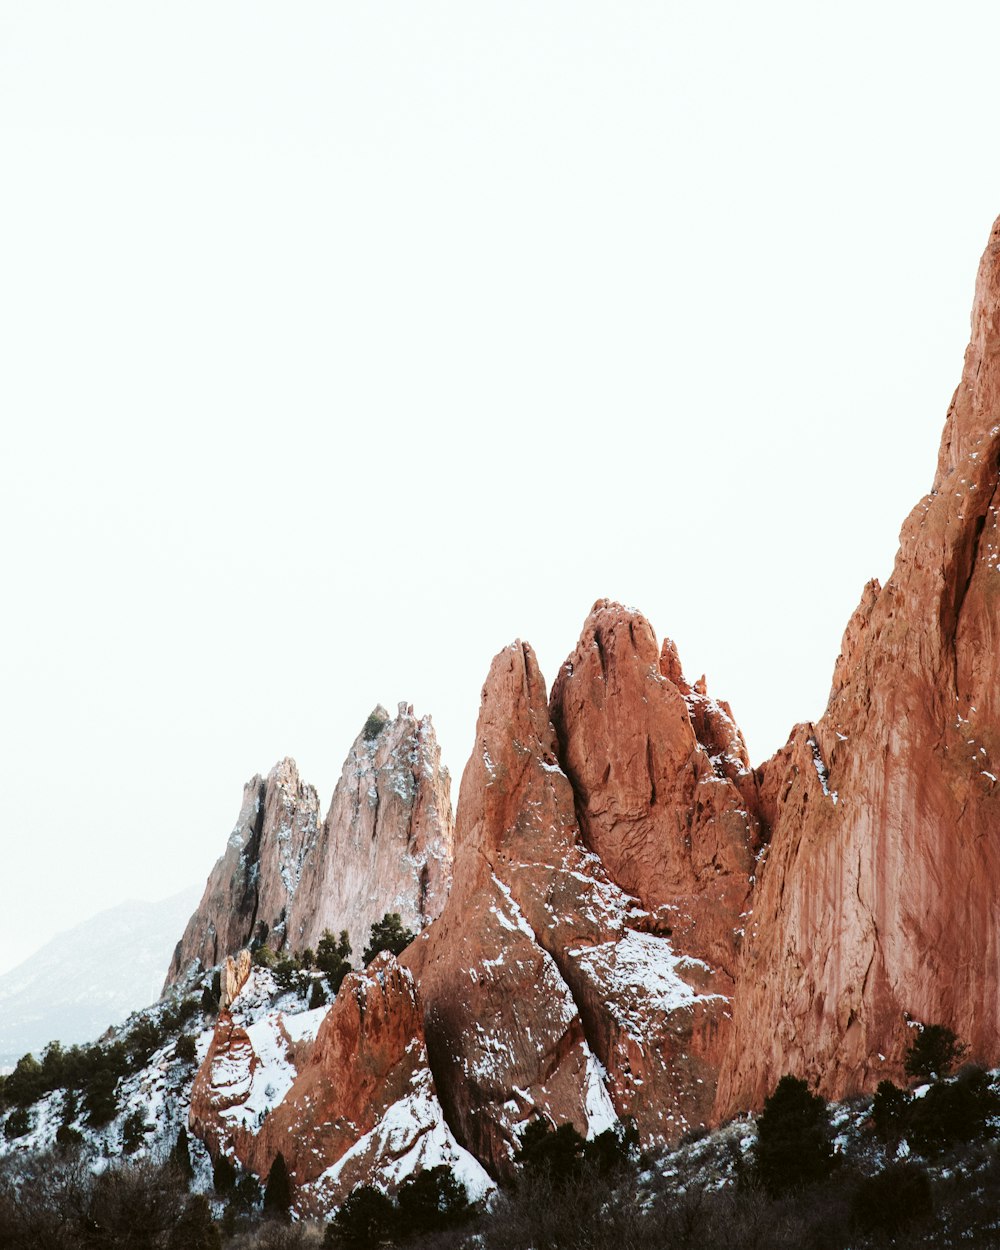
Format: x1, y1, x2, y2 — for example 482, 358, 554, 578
308, 979, 328, 1010
173, 1127, 195, 1180
213, 1153, 237, 1194
905, 1023, 967, 1081
851, 1161, 933, 1235
754, 1075, 835, 1196
167, 1193, 221, 1250
362, 711, 389, 741
175, 1034, 198, 1065
84, 1064, 121, 1127
3, 1106, 30, 1140
515, 1118, 587, 1184
122, 1109, 148, 1154
254, 946, 277, 969
362, 913, 416, 967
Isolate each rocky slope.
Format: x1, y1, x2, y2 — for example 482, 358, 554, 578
165, 705, 453, 990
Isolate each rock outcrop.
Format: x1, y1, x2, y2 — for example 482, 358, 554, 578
404, 631, 754, 1172
189, 960, 491, 1215
285, 703, 454, 964
164, 705, 453, 991
179, 213, 1000, 1208
165, 759, 321, 989
716, 214, 1000, 1117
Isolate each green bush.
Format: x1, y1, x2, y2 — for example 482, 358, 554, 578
363, 914, 416, 967
175, 1034, 198, 1065
122, 1110, 149, 1155
754, 1075, 835, 1196
362, 711, 389, 741
872, 1079, 911, 1145
396, 1165, 475, 1233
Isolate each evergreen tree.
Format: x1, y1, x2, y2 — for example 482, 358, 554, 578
872, 1079, 911, 1146
326, 1185, 396, 1248
175, 1034, 198, 1065
754, 1075, 835, 1196
397, 1166, 474, 1233
173, 1127, 195, 1180
213, 1153, 237, 1194
317, 929, 353, 993
905, 1023, 967, 1081
263, 1152, 293, 1221
363, 913, 416, 967
514, 1118, 587, 1183
308, 978, 328, 1010
122, 1109, 148, 1154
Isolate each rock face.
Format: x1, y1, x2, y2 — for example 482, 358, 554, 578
165, 760, 320, 989
404, 631, 754, 1173
164, 705, 453, 991
181, 215, 1000, 1208
715, 214, 1000, 1117
285, 703, 454, 964
189, 960, 491, 1215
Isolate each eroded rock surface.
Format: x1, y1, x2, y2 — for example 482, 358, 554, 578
716, 214, 1000, 1117
164, 705, 453, 991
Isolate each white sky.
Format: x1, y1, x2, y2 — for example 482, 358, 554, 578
2, 2, 999, 976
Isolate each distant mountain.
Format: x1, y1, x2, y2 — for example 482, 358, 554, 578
0, 887, 200, 1066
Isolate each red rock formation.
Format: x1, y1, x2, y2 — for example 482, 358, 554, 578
165, 759, 321, 989
549, 600, 758, 977
404, 634, 752, 1169
189, 958, 491, 1215
286, 703, 453, 964
716, 215, 1000, 1117
164, 705, 453, 991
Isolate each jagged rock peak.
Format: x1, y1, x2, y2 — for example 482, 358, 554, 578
163, 704, 454, 993
282, 701, 454, 963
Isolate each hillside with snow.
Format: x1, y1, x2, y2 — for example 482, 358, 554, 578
0, 888, 199, 1066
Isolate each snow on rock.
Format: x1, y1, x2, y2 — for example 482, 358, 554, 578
301, 1066, 494, 1210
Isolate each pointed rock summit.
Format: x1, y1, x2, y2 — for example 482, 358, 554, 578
165, 704, 453, 991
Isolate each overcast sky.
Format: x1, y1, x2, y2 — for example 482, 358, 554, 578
2, 2, 999, 976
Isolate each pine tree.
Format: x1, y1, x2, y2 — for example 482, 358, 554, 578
905, 1024, 967, 1081
173, 1127, 195, 1179
363, 913, 416, 967
754, 1075, 834, 1196
263, 1152, 292, 1221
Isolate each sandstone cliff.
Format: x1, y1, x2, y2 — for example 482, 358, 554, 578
715, 214, 1000, 1117
164, 705, 453, 991
178, 215, 1000, 1207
